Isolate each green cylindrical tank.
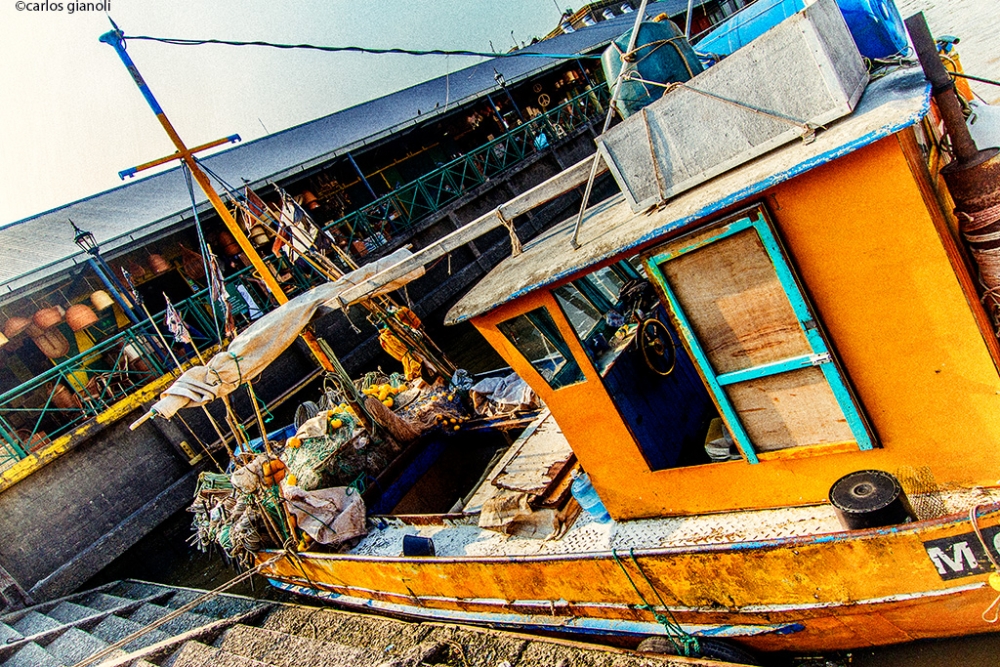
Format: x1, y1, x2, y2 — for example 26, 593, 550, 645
601, 20, 704, 119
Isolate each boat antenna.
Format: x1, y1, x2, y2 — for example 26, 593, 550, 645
570, 0, 649, 249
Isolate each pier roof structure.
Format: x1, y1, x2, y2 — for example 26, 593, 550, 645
0, 5, 662, 299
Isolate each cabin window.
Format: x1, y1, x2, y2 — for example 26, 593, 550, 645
552, 262, 641, 368
497, 308, 586, 389
645, 208, 873, 461
553, 284, 605, 340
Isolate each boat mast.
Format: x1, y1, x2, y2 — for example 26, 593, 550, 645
98, 21, 338, 375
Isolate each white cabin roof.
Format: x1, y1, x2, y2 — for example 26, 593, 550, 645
445, 67, 931, 325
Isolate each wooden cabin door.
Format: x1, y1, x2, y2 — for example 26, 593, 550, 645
644, 209, 873, 463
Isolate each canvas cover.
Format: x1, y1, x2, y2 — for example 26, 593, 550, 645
149, 248, 423, 420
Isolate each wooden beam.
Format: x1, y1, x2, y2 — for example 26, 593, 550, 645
338, 154, 606, 304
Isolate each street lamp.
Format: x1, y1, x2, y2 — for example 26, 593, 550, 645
493, 68, 524, 122
69, 220, 141, 325
70, 219, 98, 256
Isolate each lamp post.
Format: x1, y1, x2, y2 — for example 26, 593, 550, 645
70, 220, 141, 325
493, 68, 524, 123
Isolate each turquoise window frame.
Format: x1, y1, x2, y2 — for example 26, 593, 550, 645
644, 209, 873, 464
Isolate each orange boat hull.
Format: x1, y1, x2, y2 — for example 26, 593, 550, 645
259, 503, 1000, 652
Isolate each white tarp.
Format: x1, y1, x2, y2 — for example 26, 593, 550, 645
147, 249, 423, 421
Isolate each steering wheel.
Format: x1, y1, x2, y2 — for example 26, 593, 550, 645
639, 318, 676, 376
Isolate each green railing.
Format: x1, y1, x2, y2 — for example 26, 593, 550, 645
0, 85, 612, 471
324, 85, 610, 254
0, 262, 298, 472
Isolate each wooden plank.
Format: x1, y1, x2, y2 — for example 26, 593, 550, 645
338, 155, 605, 304
492, 415, 574, 496
663, 228, 811, 374
725, 367, 853, 451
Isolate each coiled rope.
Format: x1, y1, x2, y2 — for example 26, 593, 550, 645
957, 203, 1000, 335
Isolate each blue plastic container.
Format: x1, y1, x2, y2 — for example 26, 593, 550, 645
601, 20, 704, 118
695, 0, 907, 61
571, 471, 612, 523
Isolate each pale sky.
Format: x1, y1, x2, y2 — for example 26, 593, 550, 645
0, 1, 574, 226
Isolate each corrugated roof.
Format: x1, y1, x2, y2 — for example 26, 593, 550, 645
0, 7, 658, 299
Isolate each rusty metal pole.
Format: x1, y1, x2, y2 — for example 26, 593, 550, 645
905, 13, 992, 168
906, 12, 1000, 332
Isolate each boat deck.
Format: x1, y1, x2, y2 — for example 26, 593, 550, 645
353, 410, 1000, 559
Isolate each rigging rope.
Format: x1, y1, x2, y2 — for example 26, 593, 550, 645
72, 552, 285, 667
120, 34, 602, 60
624, 74, 822, 142
611, 548, 700, 657
181, 163, 224, 342
969, 505, 1000, 623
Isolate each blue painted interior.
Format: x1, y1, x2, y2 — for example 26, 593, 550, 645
601, 309, 717, 470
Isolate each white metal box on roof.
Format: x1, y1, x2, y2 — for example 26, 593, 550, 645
596, 0, 868, 212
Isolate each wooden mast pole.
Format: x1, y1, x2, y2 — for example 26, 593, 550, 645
98, 21, 335, 374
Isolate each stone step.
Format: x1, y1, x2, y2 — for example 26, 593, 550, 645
258, 605, 431, 656
420, 624, 529, 667
107, 581, 169, 601
10, 611, 62, 637
214, 624, 371, 667
48, 601, 98, 624
129, 603, 215, 637
0, 622, 23, 645
0, 642, 62, 667
163, 591, 262, 620
162, 641, 275, 667
45, 626, 127, 665
78, 592, 139, 612
91, 614, 171, 652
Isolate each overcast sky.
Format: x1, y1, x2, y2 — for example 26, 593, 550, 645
0, 0, 573, 226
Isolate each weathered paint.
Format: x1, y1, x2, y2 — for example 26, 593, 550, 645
0, 369, 180, 492
472, 131, 1000, 520
260, 504, 1000, 652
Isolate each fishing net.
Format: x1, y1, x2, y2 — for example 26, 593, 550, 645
284, 409, 360, 490
394, 380, 470, 433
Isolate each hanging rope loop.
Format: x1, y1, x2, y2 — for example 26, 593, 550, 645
969, 505, 1000, 623
496, 210, 522, 256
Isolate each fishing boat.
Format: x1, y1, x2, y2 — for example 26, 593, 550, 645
146, 0, 1000, 657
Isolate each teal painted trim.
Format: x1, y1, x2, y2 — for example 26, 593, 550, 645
647, 209, 874, 458
651, 215, 754, 261
716, 353, 823, 386
267, 579, 801, 639
751, 217, 874, 451
645, 256, 760, 465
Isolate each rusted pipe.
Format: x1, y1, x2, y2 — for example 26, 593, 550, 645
904, 12, 991, 169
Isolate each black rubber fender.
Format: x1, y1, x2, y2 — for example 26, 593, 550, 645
637, 636, 761, 665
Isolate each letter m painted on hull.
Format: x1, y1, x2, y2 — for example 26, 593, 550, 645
923, 529, 1000, 580
926, 542, 979, 575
